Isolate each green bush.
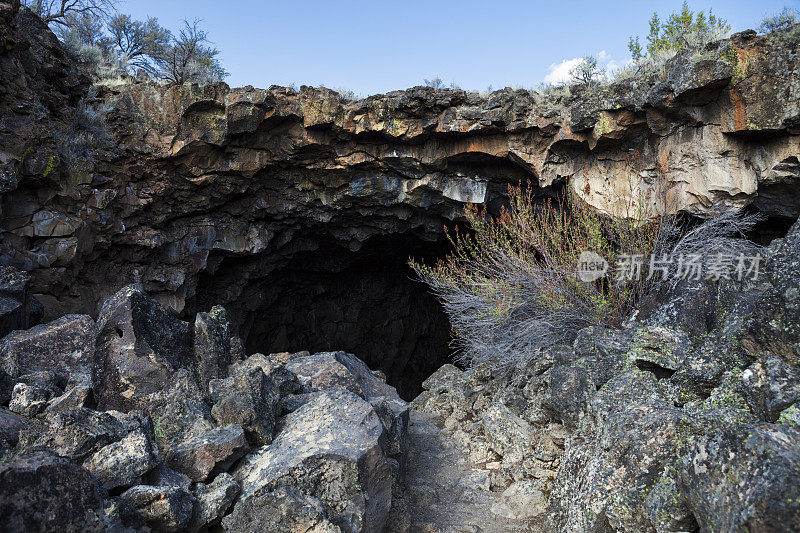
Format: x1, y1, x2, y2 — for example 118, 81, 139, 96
334, 88, 359, 102
759, 8, 798, 34
423, 77, 444, 89
50, 7, 227, 86
628, 2, 730, 61
411, 164, 675, 369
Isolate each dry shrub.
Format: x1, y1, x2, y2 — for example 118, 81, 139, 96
54, 88, 112, 177
411, 159, 761, 370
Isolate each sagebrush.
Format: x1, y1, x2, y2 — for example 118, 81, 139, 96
54, 88, 111, 176
411, 163, 761, 371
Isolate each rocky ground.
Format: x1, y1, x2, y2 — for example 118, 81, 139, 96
397, 411, 539, 533
405, 217, 800, 532
1, 0, 799, 329
1, 219, 799, 531
0, 280, 412, 532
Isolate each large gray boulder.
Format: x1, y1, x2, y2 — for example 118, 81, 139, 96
46, 383, 92, 414
209, 364, 280, 446
92, 285, 192, 412
571, 326, 633, 387
166, 424, 248, 482
18, 407, 129, 461
482, 402, 535, 463
120, 484, 196, 532
8, 381, 51, 416
765, 215, 800, 330
420, 363, 463, 393
625, 326, 691, 376
84, 428, 157, 491
545, 370, 705, 532
285, 351, 365, 395
628, 278, 718, 337
0, 451, 105, 532
287, 351, 409, 457
143, 464, 193, 490
190, 472, 240, 531
0, 314, 96, 378
542, 365, 595, 429
232, 388, 393, 533
0, 297, 25, 341
222, 487, 343, 533
664, 424, 800, 532
146, 368, 215, 454
743, 354, 800, 421
225, 352, 302, 396
668, 335, 745, 402
490, 480, 547, 520
0, 408, 30, 446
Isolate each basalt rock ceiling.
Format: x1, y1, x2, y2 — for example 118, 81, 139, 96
1, 2, 799, 390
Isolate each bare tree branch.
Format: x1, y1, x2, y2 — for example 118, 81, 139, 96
21, 0, 116, 26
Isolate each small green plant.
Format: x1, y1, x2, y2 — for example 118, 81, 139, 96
153, 416, 167, 440
334, 88, 359, 102
533, 83, 570, 109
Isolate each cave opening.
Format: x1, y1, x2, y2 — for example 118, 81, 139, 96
193, 233, 456, 400
244, 233, 454, 400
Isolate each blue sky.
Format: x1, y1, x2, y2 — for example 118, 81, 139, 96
120, 0, 798, 95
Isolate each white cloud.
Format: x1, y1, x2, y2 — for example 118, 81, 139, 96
543, 57, 583, 85
543, 51, 631, 85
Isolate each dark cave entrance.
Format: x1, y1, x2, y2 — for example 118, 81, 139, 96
194, 233, 455, 400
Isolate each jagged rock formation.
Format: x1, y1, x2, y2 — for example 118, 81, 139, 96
2, 2, 800, 393
0, 283, 408, 532
412, 215, 800, 532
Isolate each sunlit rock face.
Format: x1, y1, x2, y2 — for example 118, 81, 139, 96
1, 2, 799, 388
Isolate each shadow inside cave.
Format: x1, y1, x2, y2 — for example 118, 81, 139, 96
191, 233, 455, 400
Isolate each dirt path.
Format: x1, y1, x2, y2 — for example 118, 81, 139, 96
396, 410, 541, 533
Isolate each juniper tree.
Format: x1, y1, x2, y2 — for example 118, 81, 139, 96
107, 14, 170, 75
628, 2, 730, 60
